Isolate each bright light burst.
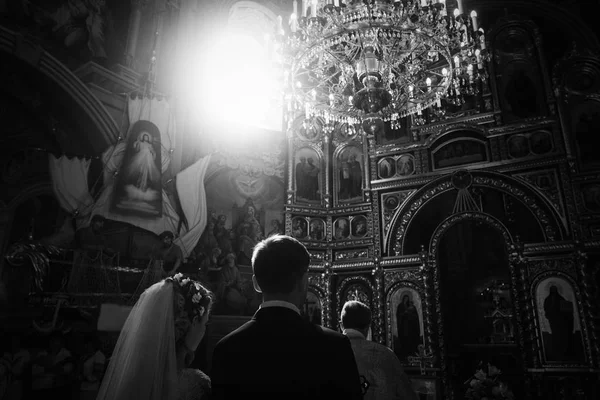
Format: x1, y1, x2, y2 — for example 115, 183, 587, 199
196, 33, 281, 130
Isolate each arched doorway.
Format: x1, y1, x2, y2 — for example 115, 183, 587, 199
432, 213, 525, 399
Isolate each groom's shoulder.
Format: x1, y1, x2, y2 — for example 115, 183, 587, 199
309, 324, 350, 345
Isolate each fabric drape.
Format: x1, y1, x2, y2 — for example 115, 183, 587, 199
174, 154, 211, 257
48, 155, 94, 228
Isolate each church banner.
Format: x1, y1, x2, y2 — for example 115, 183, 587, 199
111, 120, 163, 217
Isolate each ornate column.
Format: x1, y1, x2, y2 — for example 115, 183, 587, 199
371, 259, 384, 344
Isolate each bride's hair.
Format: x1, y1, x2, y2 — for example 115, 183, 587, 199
97, 276, 213, 400
169, 274, 214, 367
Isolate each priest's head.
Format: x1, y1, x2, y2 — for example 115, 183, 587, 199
341, 300, 372, 338
251, 234, 310, 309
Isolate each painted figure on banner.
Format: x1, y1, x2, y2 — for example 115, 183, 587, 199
113, 120, 162, 217
339, 147, 363, 200
295, 148, 321, 201
302, 291, 323, 325
536, 277, 585, 363
392, 288, 424, 361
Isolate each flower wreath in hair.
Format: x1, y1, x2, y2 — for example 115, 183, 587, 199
168, 273, 213, 343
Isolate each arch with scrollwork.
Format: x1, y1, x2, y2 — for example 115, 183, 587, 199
384, 170, 566, 255
428, 211, 526, 400
0, 26, 119, 147
335, 275, 376, 334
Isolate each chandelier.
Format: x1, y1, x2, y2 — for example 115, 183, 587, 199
277, 0, 490, 134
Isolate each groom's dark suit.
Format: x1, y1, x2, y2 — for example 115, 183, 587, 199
210, 305, 363, 400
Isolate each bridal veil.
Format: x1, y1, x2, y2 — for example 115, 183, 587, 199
97, 280, 178, 400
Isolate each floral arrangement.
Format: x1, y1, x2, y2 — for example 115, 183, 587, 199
170, 273, 213, 341
464, 362, 514, 400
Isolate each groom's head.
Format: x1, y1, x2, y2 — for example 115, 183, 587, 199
252, 235, 310, 304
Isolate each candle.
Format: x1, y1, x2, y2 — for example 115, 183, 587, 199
454, 56, 460, 68
302, 0, 308, 17
436, 97, 441, 108
426, 77, 432, 90
294, 0, 298, 15
277, 15, 283, 35
305, 103, 310, 119
479, 29, 486, 49
408, 85, 414, 98
334, 0, 339, 6
311, 0, 318, 17
420, 0, 427, 7
475, 49, 483, 69
290, 13, 298, 32
457, 0, 464, 14
470, 10, 478, 31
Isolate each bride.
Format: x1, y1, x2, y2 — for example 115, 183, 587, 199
97, 274, 214, 400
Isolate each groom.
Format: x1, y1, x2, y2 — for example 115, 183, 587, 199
210, 235, 362, 400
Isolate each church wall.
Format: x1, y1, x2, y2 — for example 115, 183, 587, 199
0, 0, 599, 399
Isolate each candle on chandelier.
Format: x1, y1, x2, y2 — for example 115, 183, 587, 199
305, 104, 310, 119
302, 0, 308, 17
454, 56, 460, 68
311, 0, 318, 17
436, 97, 442, 108
277, 15, 284, 35
293, 0, 298, 15
457, 0, 464, 14
470, 10, 478, 31
479, 28, 486, 49
290, 13, 298, 32
420, 0, 427, 7
408, 85, 414, 98
334, 0, 339, 6
475, 49, 483, 69
426, 77, 432, 91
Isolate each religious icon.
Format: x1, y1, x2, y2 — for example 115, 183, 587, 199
397, 154, 415, 176
338, 146, 363, 201
503, 68, 541, 119
351, 215, 368, 238
507, 135, 530, 159
378, 157, 396, 179
292, 217, 308, 239
302, 290, 323, 325
112, 120, 162, 217
343, 284, 371, 307
581, 183, 600, 213
535, 277, 586, 363
390, 287, 424, 361
433, 140, 487, 169
333, 217, 350, 240
295, 148, 321, 202
529, 131, 553, 155
309, 218, 325, 240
